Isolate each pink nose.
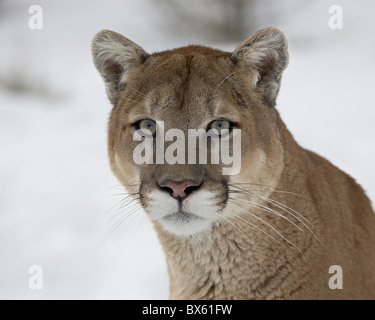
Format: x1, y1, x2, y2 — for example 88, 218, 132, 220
160, 180, 200, 199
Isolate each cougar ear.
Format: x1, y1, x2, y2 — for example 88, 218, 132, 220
231, 27, 289, 107
91, 30, 149, 105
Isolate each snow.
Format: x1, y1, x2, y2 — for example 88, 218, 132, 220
0, 0, 374, 299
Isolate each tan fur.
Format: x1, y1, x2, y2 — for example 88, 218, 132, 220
92, 27, 375, 299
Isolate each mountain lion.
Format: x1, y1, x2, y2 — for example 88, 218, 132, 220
92, 27, 375, 299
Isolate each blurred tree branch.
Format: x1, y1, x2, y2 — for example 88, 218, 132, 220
152, 0, 256, 43
149, 0, 311, 44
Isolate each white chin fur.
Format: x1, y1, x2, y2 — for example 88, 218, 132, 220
146, 190, 219, 236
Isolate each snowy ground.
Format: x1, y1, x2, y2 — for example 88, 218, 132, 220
0, 0, 374, 299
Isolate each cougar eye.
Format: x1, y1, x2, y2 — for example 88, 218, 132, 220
135, 119, 157, 136
208, 119, 232, 137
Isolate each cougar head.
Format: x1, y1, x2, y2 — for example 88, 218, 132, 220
92, 28, 288, 236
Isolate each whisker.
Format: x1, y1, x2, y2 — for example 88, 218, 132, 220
93, 204, 141, 255
222, 216, 252, 242
229, 184, 315, 230
231, 201, 304, 257
100, 193, 139, 219
224, 216, 286, 249
108, 184, 140, 190
228, 190, 251, 194
256, 194, 313, 226
108, 182, 141, 189
253, 194, 324, 247
117, 194, 140, 209
93, 180, 143, 255
229, 189, 276, 194
106, 192, 138, 199
229, 183, 310, 200
103, 201, 141, 231
229, 184, 324, 247
100, 198, 141, 229
128, 87, 147, 99
209, 72, 235, 95
93, 215, 131, 255
230, 197, 303, 232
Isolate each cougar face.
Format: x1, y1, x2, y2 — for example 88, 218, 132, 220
93, 29, 287, 236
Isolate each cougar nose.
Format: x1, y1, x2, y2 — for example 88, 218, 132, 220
159, 179, 201, 200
